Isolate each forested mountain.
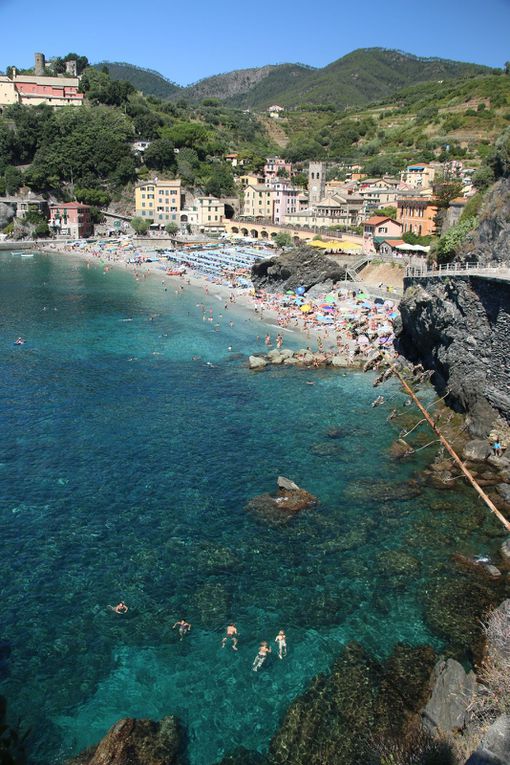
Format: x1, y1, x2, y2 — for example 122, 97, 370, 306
180, 64, 312, 104
93, 62, 181, 99
95, 49, 493, 110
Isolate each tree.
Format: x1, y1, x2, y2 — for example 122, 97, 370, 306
373, 207, 397, 219
274, 232, 293, 248
33, 221, 50, 239
165, 222, 178, 235
435, 216, 478, 264
505, 61, 510, 76
143, 139, 176, 171
130, 217, 151, 234
4, 166, 22, 195
74, 188, 111, 207
203, 163, 235, 197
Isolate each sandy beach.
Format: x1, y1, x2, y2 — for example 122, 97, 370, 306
36, 239, 400, 361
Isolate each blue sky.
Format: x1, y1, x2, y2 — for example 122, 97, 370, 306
1, 0, 509, 84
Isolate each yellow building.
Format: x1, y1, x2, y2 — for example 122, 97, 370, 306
241, 184, 272, 219
0, 76, 18, 107
238, 174, 263, 188
135, 179, 183, 223
183, 196, 225, 231
400, 163, 436, 190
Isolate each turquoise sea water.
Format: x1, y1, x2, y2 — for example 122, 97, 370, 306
0, 251, 506, 764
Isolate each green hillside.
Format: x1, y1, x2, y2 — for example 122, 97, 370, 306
277, 71, 510, 171
242, 48, 493, 110
93, 61, 181, 99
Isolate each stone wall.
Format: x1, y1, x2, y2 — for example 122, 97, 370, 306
398, 275, 510, 435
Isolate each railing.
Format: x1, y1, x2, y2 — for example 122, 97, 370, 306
405, 262, 510, 279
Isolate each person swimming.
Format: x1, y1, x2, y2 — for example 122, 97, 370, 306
252, 641, 271, 671
275, 630, 287, 659
108, 602, 128, 614
14, 337, 25, 345
172, 618, 191, 640
221, 623, 238, 651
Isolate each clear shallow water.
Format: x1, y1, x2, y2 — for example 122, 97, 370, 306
0, 252, 506, 764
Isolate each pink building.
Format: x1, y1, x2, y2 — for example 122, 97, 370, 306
269, 181, 299, 224
49, 203, 92, 239
363, 216, 402, 239
264, 156, 292, 182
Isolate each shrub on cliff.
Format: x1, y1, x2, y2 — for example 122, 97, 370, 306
434, 217, 478, 264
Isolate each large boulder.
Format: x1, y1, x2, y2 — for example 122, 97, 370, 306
251, 247, 346, 294
246, 477, 318, 525
249, 355, 268, 370
66, 717, 184, 765
464, 441, 492, 462
465, 715, 510, 765
422, 658, 476, 735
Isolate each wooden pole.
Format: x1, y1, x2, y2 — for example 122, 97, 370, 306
389, 363, 510, 532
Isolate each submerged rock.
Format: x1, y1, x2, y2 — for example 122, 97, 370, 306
66, 716, 184, 765
269, 641, 436, 765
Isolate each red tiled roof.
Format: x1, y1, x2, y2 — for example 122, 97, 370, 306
364, 216, 394, 225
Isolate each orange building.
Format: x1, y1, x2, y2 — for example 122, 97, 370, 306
397, 196, 438, 237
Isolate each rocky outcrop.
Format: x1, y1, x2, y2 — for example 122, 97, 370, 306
422, 658, 476, 735
462, 178, 510, 266
398, 276, 510, 435
66, 717, 184, 765
465, 715, 510, 765
245, 477, 317, 525
251, 248, 346, 294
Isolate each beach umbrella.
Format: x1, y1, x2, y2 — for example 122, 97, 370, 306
324, 294, 336, 303
286, 290, 295, 295
300, 304, 313, 313
296, 286, 306, 296
374, 297, 384, 305
294, 297, 305, 305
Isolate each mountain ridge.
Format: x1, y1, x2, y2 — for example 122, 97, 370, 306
94, 48, 495, 110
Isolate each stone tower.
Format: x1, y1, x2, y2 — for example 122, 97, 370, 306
308, 162, 326, 206
34, 52, 46, 76
65, 59, 77, 77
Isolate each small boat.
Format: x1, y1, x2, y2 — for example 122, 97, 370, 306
20, 253, 35, 258
166, 268, 186, 276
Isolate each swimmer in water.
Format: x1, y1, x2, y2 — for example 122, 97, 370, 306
221, 623, 238, 651
172, 618, 191, 640
275, 630, 287, 659
252, 641, 271, 671
108, 602, 128, 614
15, 337, 25, 345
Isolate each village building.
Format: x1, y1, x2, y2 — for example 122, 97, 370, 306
180, 196, 225, 233
397, 194, 438, 236
268, 105, 285, 119
237, 173, 264, 188
400, 163, 436, 190
358, 186, 399, 214
225, 153, 244, 167
132, 141, 151, 155
363, 216, 403, 239
49, 203, 92, 239
0, 55, 83, 110
270, 182, 299, 224
308, 161, 326, 206
264, 157, 292, 181
241, 184, 273, 219
134, 179, 183, 223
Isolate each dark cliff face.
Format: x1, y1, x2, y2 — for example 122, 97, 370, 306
398, 275, 510, 435
463, 178, 510, 265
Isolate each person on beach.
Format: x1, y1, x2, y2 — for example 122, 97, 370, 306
222, 623, 238, 651
252, 641, 271, 672
172, 619, 191, 640
109, 602, 128, 614
275, 630, 287, 659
